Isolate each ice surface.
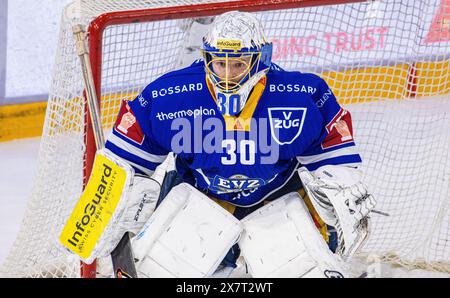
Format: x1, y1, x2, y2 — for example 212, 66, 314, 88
0, 138, 40, 265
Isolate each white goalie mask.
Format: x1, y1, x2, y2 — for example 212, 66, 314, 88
201, 11, 273, 116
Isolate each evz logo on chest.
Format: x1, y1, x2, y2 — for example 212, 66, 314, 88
211, 174, 265, 193
268, 107, 307, 145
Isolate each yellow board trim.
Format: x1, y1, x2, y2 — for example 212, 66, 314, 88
416, 60, 450, 96
1, 60, 448, 142
0, 102, 47, 142
322, 64, 411, 102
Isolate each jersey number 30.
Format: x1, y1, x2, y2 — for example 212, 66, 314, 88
221, 139, 256, 165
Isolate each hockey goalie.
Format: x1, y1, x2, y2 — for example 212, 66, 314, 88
59, 11, 376, 278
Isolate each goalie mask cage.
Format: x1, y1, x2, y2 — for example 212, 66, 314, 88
1, 0, 449, 277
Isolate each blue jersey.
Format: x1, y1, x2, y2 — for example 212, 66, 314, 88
105, 61, 361, 207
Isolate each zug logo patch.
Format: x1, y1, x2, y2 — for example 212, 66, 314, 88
268, 107, 307, 145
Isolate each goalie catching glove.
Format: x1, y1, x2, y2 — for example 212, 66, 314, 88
298, 165, 376, 259
59, 148, 163, 264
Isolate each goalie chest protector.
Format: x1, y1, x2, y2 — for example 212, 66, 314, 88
110, 61, 361, 207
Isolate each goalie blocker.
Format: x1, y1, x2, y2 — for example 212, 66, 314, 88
59, 148, 162, 264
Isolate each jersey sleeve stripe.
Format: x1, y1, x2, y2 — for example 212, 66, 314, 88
296, 145, 359, 165
126, 160, 155, 176
108, 132, 167, 164
105, 140, 163, 172
300, 155, 362, 171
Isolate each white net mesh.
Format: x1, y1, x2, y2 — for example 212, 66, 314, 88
1, 0, 449, 277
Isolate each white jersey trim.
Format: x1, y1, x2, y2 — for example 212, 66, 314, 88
108, 132, 167, 164
195, 168, 211, 186
127, 160, 155, 177
296, 145, 359, 165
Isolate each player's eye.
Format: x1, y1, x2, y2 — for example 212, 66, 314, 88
215, 61, 226, 68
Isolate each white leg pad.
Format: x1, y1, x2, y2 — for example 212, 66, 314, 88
132, 183, 243, 278
239, 192, 348, 278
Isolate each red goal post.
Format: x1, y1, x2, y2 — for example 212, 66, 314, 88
85, 0, 367, 186
83, 0, 366, 277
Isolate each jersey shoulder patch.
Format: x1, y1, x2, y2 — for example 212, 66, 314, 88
322, 108, 355, 150
114, 101, 145, 145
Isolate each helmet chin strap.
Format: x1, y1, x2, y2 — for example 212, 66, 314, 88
211, 70, 267, 116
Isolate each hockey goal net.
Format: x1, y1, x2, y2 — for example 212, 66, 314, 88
1, 0, 449, 277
